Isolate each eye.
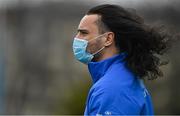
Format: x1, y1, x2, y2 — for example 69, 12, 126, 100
77, 29, 89, 36
81, 31, 88, 35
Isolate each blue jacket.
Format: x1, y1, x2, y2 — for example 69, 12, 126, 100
84, 53, 154, 115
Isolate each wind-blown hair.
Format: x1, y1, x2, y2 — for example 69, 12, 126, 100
87, 4, 171, 80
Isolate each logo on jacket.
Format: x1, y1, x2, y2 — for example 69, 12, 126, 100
105, 111, 112, 115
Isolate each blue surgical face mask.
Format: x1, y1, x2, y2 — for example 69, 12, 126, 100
73, 34, 106, 64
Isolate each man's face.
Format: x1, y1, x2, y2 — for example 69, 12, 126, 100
75, 14, 105, 54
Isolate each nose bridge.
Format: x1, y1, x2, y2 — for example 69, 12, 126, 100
75, 33, 80, 38
75, 33, 84, 39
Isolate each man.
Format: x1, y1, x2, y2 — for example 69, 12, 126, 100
73, 4, 169, 115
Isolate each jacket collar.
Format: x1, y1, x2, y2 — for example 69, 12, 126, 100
88, 52, 127, 83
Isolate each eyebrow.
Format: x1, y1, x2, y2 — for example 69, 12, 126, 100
77, 29, 89, 33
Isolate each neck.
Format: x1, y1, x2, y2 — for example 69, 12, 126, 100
93, 46, 119, 62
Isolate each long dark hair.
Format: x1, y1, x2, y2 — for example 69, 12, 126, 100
87, 4, 171, 80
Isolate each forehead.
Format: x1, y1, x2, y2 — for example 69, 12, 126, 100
78, 14, 99, 33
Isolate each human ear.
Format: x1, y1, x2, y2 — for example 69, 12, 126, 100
104, 32, 114, 47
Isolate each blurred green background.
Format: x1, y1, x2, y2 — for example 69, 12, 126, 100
0, 0, 180, 115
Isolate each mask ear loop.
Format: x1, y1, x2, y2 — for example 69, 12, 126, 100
89, 33, 108, 55
88, 33, 108, 42
92, 46, 105, 56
